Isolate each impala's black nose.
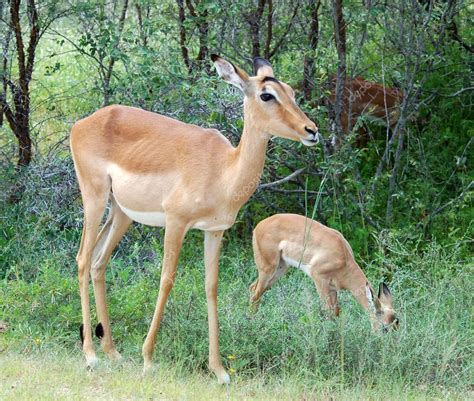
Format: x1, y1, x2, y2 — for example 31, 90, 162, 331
305, 126, 318, 136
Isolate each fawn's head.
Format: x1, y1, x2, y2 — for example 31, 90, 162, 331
366, 282, 399, 332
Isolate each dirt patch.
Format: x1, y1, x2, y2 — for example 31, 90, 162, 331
0, 321, 8, 333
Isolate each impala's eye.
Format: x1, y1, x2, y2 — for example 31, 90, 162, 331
260, 93, 274, 102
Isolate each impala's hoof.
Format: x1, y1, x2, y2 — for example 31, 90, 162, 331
214, 368, 230, 385
142, 360, 153, 376
218, 372, 231, 385
106, 349, 122, 362
85, 355, 99, 370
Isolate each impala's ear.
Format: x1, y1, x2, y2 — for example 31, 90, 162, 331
365, 283, 375, 309
211, 54, 249, 92
253, 57, 274, 77
365, 282, 382, 311
378, 282, 393, 305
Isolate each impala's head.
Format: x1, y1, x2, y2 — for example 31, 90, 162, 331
211, 54, 319, 146
366, 282, 399, 332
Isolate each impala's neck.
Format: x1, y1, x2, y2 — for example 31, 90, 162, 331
347, 264, 378, 329
229, 113, 270, 207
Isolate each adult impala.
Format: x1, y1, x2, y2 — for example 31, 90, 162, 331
70, 55, 318, 384
250, 214, 399, 331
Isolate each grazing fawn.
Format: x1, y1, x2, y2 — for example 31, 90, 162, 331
250, 214, 398, 331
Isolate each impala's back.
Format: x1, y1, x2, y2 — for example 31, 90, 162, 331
252, 213, 363, 289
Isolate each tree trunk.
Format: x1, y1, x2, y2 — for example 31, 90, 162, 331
186, 0, 209, 72
16, 123, 32, 167
177, 0, 191, 72
332, 0, 347, 144
263, 0, 273, 59
247, 0, 266, 59
303, 0, 321, 101
102, 0, 129, 106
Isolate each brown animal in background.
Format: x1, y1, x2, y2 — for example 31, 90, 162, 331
70, 55, 319, 384
250, 214, 398, 331
328, 76, 403, 146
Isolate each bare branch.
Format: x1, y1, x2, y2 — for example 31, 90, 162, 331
258, 167, 306, 190
442, 86, 474, 97
268, 4, 299, 59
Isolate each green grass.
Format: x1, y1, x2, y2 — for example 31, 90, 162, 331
1, 233, 472, 399
1, 163, 472, 399
0, 350, 470, 400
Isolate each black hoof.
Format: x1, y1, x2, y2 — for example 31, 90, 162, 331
79, 323, 84, 344
95, 322, 104, 339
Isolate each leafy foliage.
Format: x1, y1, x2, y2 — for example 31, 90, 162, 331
0, 0, 472, 394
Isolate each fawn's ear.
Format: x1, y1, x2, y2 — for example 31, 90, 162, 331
378, 282, 393, 306
211, 54, 249, 92
366, 283, 382, 312
365, 283, 375, 309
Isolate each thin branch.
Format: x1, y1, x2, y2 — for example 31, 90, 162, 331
268, 4, 299, 59
442, 86, 474, 97
0, 94, 15, 128
135, 4, 148, 48
103, 0, 129, 105
263, 188, 326, 195
423, 181, 473, 227
258, 167, 306, 190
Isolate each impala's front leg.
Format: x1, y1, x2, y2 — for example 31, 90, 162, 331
142, 218, 188, 372
204, 230, 230, 384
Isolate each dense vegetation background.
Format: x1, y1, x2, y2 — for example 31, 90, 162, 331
0, 0, 472, 398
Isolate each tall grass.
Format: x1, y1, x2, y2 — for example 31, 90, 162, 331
1, 234, 472, 393
1, 157, 472, 397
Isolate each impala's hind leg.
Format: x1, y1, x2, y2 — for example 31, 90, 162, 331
91, 194, 131, 360
250, 235, 285, 308
76, 177, 110, 368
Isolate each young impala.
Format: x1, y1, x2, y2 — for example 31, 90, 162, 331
250, 214, 398, 331
70, 55, 319, 384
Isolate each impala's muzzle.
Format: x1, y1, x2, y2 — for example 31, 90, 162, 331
301, 126, 319, 147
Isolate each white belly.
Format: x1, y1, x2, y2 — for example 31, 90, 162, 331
117, 201, 167, 226
193, 220, 232, 231
282, 255, 313, 277
116, 200, 233, 231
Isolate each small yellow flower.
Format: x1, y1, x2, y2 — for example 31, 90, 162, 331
34, 338, 41, 345
229, 368, 236, 375
227, 354, 236, 360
